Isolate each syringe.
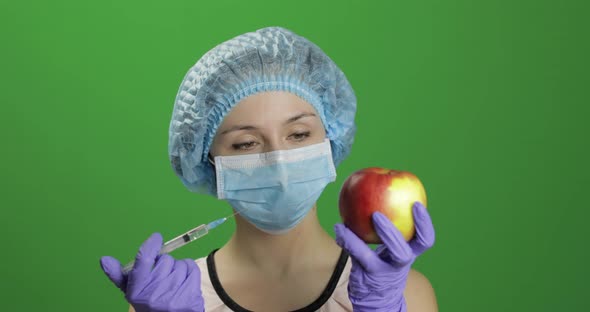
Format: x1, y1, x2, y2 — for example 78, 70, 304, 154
122, 211, 238, 274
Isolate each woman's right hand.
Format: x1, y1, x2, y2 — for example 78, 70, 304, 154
100, 233, 205, 312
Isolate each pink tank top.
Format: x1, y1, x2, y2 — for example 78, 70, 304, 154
194, 249, 353, 311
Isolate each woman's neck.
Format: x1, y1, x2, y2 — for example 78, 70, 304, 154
221, 206, 339, 280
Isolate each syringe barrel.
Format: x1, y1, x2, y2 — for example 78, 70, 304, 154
160, 235, 189, 254
121, 237, 185, 274
121, 224, 209, 275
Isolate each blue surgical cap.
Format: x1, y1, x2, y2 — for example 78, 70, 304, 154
168, 26, 357, 196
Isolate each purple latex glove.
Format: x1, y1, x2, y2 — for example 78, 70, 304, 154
334, 201, 435, 312
99, 233, 205, 312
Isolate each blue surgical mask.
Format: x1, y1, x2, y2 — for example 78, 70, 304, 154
214, 139, 337, 234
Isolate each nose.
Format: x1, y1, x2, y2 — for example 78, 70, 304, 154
262, 137, 288, 153
262, 137, 289, 190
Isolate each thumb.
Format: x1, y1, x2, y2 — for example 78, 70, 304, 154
100, 256, 127, 291
409, 202, 435, 256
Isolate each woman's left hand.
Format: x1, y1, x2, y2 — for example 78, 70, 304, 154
334, 201, 435, 312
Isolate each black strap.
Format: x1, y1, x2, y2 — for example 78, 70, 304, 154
206, 247, 350, 312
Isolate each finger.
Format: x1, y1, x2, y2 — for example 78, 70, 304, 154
172, 260, 204, 308
167, 258, 189, 287
372, 212, 414, 266
409, 201, 436, 256
374, 241, 399, 265
375, 244, 388, 258
127, 233, 163, 297
100, 256, 127, 291
334, 223, 383, 273
137, 254, 175, 297
150, 259, 189, 306
153, 254, 175, 276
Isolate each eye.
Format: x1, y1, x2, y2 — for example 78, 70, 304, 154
231, 141, 258, 150
289, 131, 311, 141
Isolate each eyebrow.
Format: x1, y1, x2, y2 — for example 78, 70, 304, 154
219, 112, 317, 135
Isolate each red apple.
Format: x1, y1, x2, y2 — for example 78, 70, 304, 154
338, 167, 428, 244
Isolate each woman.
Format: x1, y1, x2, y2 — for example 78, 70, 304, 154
100, 26, 437, 312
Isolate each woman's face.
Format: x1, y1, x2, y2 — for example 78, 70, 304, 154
210, 91, 326, 158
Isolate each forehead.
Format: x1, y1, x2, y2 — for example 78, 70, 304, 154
220, 91, 320, 126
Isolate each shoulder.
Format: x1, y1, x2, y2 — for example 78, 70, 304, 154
194, 256, 211, 288
193, 255, 233, 311
404, 268, 438, 312
195, 256, 208, 269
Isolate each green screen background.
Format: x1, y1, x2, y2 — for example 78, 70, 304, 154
1, 0, 588, 311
